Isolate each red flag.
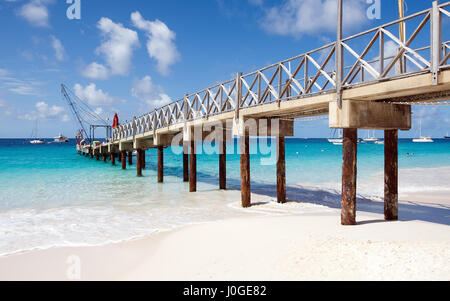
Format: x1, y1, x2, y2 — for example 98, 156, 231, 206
112, 113, 119, 129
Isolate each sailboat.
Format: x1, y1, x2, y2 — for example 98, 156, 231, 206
328, 129, 343, 145
413, 120, 434, 143
363, 130, 379, 143
30, 120, 45, 144
445, 132, 450, 140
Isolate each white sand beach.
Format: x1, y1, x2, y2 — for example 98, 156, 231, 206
0, 186, 449, 281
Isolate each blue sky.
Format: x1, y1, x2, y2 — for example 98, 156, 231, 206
0, 0, 448, 138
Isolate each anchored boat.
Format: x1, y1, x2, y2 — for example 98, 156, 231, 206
29, 120, 45, 145
328, 129, 343, 145
54, 134, 70, 143
363, 130, 379, 143
413, 120, 434, 143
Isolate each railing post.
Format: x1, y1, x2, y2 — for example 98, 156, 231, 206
184, 94, 189, 123
153, 109, 157, 138
278, 64, 282, 107
431, 0, 442, 85
132, 117, 137, 141
336, 0, 343, 108
379, 29, 384, 77
235, 72, 242, 118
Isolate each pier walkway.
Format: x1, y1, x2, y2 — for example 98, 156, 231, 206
79, 2, 450, 225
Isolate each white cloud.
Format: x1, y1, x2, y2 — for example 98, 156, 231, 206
0, 99, 13, 116
384, 40, 399, 58
248, 0, 264, 6
131, 76, 172, 109
0, 77, 44, 96
73, 83, 116, 106
81, 62, 109, 80
0, 68, 7, 77
21, 101, 69, 122
94, 17, 140, 76
94, 107, 104, 116
50, 35, 65, 61
261, 0, 368, 37
131, 11, 180, 76
18, 0, 53, 28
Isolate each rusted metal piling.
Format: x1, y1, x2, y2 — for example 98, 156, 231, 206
128, 151, 133, 166
277, 136, 286, 204
384, 130, 398, 220
219, 129, 226, 190
240, 132, 251, 208
136, 149, 143, 177
110, 152, 116, 166
96, 153, 100, 161
183, 142, 189, 182
102, 154, 107, 162
341, 129, 357, 225
189, 141, 197, 192
121, 151, 127, 170
142, 150, 146, 169
158, 146, 164, 183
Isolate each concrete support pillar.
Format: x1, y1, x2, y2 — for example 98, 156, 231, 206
121, 151, 127, 170
240, 132, 251, 208
341, 128, 357, 225
128, 151, 133, 166
277, 136, 286, 204
158, 146, 164, 183
110, 153, 116, 166
384, 130, 399, 221
136, 149, 143, 177
219, 131, 226, 190
189, 141, 197, 192
183, 142, 189, 182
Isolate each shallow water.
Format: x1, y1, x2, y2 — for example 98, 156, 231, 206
0, 138, 449, 255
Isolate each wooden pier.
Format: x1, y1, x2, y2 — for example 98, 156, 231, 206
78, 2, 450, 225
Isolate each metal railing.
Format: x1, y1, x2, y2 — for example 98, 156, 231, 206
112, 1, 449, 142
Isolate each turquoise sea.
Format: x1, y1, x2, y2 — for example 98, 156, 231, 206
0, 138, 449, 255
